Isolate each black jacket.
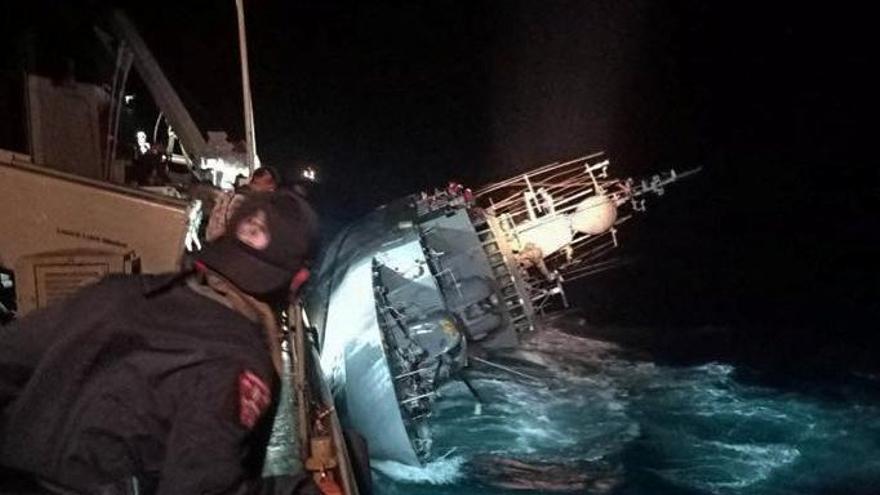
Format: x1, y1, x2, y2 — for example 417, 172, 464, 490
0, 274, 314, 495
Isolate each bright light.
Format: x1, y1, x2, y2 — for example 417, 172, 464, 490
200, 157, 249, 190
135, 131, 149, 154
301, 166, 317, 182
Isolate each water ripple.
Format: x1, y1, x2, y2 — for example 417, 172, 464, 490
373, 326, 880, 494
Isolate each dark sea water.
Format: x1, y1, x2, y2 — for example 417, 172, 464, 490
369, 324, 880, 494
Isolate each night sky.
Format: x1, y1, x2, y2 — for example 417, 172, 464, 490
1, 1, 875, 370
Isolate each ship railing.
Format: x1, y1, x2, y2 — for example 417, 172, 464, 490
394, 367, 435, 381
479, 157, 610, 216
529, 280, 569, 315
559, 258, 629, 283
475, 152, 605, 197
547, 237, 618, 268
407, 412, 433, 422
492, 164, 603, 211
399, 391, 437, 405
503, 182, 624, 226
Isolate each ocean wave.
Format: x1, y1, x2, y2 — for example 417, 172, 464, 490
372, 455, 466, 484
373, 325, 880, 494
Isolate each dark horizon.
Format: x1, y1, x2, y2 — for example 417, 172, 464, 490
1, 1, 875, 369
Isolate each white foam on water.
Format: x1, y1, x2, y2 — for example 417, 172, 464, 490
371, 455, 466, 484
654, 442, 801, 492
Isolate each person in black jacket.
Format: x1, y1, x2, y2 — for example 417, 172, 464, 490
0, 191, 319, 495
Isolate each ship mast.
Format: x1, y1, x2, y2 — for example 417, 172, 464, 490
235, 0, 258, 173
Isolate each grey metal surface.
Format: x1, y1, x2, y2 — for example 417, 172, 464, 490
418, 208, 518, 345
321, 255, 420, 465
307, 198, 472, 465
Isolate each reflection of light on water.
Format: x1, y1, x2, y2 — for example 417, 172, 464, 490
371, 326, 880, 494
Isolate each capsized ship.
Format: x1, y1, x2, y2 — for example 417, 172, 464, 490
304, 152, 699, 466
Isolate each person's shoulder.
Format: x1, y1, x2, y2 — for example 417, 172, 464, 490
68, 273, 138, 296
209, 189, 235, 208
76, 273, 184, 301
99, 272, 174, 289
28, 274, 163, 319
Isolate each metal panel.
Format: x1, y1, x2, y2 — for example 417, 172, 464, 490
0, 157, 191, 315
26, 75, 105, 178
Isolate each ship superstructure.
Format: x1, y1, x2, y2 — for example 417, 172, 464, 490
475, 153, 700, 313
